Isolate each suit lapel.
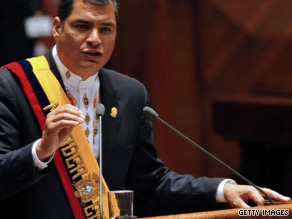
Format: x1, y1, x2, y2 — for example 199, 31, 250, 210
99, 69, 122, 167
44, 49, 66, 91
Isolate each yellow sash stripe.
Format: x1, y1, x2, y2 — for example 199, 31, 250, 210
27, 56, 112, 219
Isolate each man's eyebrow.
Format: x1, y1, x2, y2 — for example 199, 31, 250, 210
75, 19, 91, 24
102, 22, 116, 27
74, 20, 115, 27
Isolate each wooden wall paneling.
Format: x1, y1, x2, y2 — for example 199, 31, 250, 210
109, 0, 292, 195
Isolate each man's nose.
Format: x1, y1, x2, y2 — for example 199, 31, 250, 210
87, 28, 101, 46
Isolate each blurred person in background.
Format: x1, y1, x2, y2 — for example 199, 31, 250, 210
0, 0, 57, 66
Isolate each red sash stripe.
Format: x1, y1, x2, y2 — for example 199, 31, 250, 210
2, 61, 46, 130
2, 60, 86, 219
54, 150, 86, 219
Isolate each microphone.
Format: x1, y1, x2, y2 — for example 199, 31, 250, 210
142, 106, 273, 205
96, 103, 105, 219
96, 104, 105, 117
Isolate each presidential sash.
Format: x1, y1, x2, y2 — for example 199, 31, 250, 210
2, 56, 114, 219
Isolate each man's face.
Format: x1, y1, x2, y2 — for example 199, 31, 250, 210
53, 0, 117, 80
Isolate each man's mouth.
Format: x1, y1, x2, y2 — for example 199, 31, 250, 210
85, 51, 101, 56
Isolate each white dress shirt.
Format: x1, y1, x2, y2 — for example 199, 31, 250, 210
53, 46, 101, 158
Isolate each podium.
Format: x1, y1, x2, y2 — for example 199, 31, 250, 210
141, 203, 292, 219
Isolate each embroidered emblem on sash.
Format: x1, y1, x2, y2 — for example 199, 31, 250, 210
83, 93, 89, 110
74, 172, 99, 205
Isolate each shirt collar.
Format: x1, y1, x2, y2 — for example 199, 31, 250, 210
52, 45, 99, 89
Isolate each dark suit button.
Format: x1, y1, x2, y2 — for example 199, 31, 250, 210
16, 172, 29, 183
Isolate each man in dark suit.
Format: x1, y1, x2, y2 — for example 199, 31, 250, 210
0, 0, 290, 218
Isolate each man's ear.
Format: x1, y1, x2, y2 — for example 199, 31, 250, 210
52, 17, 62, 42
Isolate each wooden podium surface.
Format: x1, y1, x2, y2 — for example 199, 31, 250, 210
141, 203, 292, 219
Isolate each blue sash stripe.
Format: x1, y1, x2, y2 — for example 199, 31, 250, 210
18, 60, 51, 117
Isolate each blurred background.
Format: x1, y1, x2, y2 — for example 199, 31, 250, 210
1, 0, 292, 199
109, 0, 292, 198
0, 0, 57, 66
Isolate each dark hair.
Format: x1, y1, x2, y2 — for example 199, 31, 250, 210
58, 0, 119, 26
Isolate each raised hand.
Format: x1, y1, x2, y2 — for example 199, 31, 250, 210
36, 104, 85, 161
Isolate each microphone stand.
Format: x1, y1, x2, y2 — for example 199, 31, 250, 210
97, 104, 105, 219
143, 106, 274, 205
99, 114, 103, 219
96, 104, 137, 219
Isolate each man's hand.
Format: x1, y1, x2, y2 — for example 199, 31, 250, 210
224, 183, 291, 208
36, 104, 85, 161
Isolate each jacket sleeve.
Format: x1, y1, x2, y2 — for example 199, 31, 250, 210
0, 68, 50, 201
125, 84, 225, 215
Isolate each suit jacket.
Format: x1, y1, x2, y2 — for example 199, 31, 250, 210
0, 51, 224, 218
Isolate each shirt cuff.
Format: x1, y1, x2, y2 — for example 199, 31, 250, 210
32, 139, 54, 170
216, 179, 237, 202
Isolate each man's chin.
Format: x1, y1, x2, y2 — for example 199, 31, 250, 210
78, 65, 102, 77
80, 61, 102, 70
